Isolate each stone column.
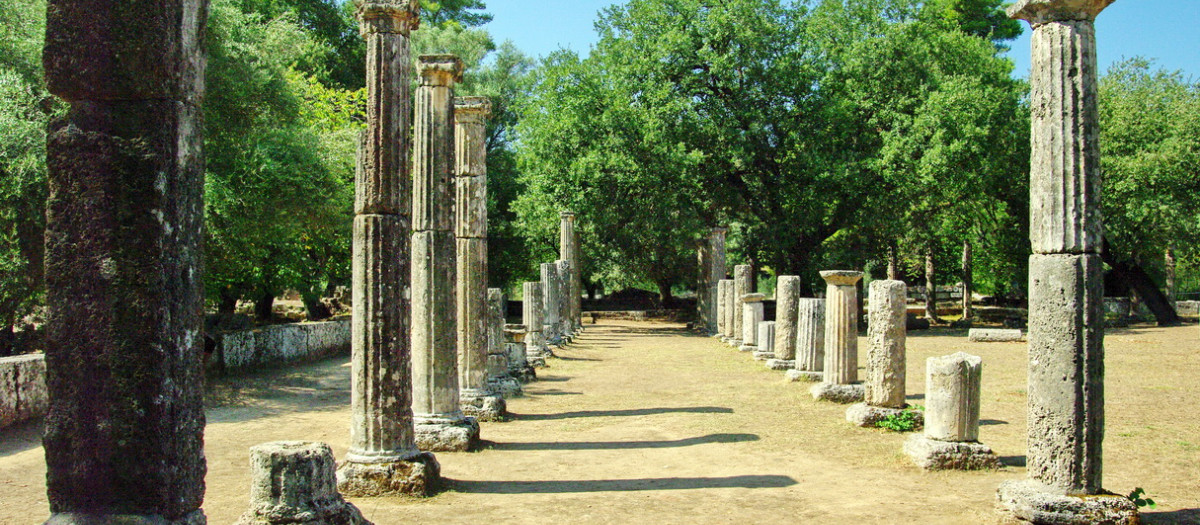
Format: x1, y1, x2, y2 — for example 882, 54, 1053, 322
847, 280, 912, 427
453, 96, 504, 422
556, 259, 573, 339
486, 289, 522, 398
769, 276, 801, 370
710, 228, 728, 334
504, 324, 536, 383
998, 1, 1136, 523
904, 353, 999, 471
560, 211, 582, 333
540, 262, 562, 345
339, 1, 437, 496
786, 299, 826, 382
811, 271, 864, 403
42, 0, 209, 519
739, 293, 765, 352
754, 321, 776, 361
410, 55, 479, 453
237, 442, 368, 525
730, 265, 752, 346
722, 279, 737, 342
523, 282, 550, 366
715, 279, 728, 339
697, 228, 727, 335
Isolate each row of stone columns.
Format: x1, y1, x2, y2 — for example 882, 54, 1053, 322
520, 211, 586, 367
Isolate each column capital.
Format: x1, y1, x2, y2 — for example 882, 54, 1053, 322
820, 270, 863, 286
358, 0, 420, 35
560, 210, 576, 220
710, 226, 728, 236
419, 54, 463, 86
1008, 0, 1116, 25
454, 96, 492, 124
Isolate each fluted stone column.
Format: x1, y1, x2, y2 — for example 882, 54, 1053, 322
486, 289, 522, 398
697, 228, 727, 335
524, 282, 550, 366
905, 353, 999, 471
730, 265, 752, 346
454, 96, 504, 422
754, 321, 776, 361
811, 271, 864, 403
998, 1, 1136, 523
42, 0, 209, 519
540, 262, 562, 345
739, 293, 766, 352
847, 280, 913, 427
715, 279, 729, 339
556, 259, 573, 339
338, 0, 437, 497
718, 280, 733, 341
786, 298, 826, 382
410, 55, 479, 453
768, 276, 801, 370
561, 212, 583, 334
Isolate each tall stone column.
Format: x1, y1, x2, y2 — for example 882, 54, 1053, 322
847, 280, 912, 427
730, 265, 752, 346
42, 0, 209, 519
999, 1, 1136, 522
717, 279, 733, 341
768, 276, 801, 370
486, 289, 522, 398
786, 298, 826, 382
540, 262, 562, 345
410, 55, 479, 453
697, 227, 727, 335
556, 259, 573, 339
523, 282, 550, 366
339, 1, 437, 496
811, 271, 864, 403
739, 293, 766, 353
454, 96, 504, 422
560, 212, 582, 333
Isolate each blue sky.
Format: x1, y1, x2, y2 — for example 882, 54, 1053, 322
483, 0, 1200, 79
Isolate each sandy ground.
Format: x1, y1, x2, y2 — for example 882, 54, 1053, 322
1, 320, 1198, 524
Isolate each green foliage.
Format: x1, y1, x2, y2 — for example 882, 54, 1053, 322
420, 0, 493, 29
1127, 488, 1157, 509
876, 409, 922, 432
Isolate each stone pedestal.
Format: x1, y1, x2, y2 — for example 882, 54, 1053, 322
997, 1, 1135, 523
739, 293, 765, 352
523, 282, 551, 366
410, 55, 478, 453
754, 321, 776, 361
849, 280, 909, 426
811, 271, 863, 403
730, 265, 752, 346
904, 352, 997, 470
339, 1, 438, 496
504, 324, 538, 383
237, 442, 369, 525
454, 96, 505, 422
486, 289, 522, 398
540, 263, 562, 345
786, 298, 826, 382
42, 0, 210, 519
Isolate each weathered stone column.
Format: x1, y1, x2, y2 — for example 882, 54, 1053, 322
486, 289, 522, 398
560, 212, 582, 333
505, 324, 537, 382
786, 298, 826, 382
523, 282, 550, 366
811, 271, 864, 403
237, 442, 369, 525
453, 96, 504, 422
339, 1, 437, 496
768, 276, 802, 370
739, 294, 766, 352
715, 279, 728, 339
540, 262, 562, 345
410, 54, 479, 453
754, 321, 776, 361
847, 280, 913, 427
556, 259, 573, 339
998, 1, 1136, 523
730, 265, 753, 346
42, 0, 210, 519
904, 353, 999, 471
697, 228, 728, 335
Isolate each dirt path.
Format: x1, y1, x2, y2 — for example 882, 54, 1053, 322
1, 320, 1198, 523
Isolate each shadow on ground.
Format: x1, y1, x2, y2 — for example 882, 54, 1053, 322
1142, 508, 1200, 524
0, 419, 42, 458
511, 406, 733, 421
204, 356, 352, 424
446, 474, 797, 494
488, 433, 757, 451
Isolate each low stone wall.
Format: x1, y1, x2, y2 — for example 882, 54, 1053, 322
587, 310, 692, 322
0, 354, 47, 429
1176, 300, 1199, 319
209, 320, 351, 374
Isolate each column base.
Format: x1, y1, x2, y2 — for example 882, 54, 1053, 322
810, 382, 864, 403
785, 370, 823, 382
905, 434, 999, 471
461, 391, 507, 422
996, 480, 1139, 525
336, 452, 440, 497
415, 416, 481, 452
766, 359, 795, 370
489, 376, 524, 398
738, 344, 756, 353
752, 350, 774, 361
47, 511, 206, 525
727, 338, 743, 348
846, 403, 922, 428
509, 365, 538, 383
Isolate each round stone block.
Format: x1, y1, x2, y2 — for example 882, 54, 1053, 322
238, 441, 370, 524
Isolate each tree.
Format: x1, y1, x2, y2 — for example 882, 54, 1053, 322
420, 0, 492, 28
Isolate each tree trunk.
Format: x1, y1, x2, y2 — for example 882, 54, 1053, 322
217, 290, 238, 317
887, 241, 900, 280
0, 323, 13, 358
961, 240, 973, 321
301, 291, 332, 322
254, 292, 276, 323
1102, 238, 1180, 326
925, 244, 942, 323
1165, 246, 1177, 306
585, 280, 598, 301
656, 281, 675, 308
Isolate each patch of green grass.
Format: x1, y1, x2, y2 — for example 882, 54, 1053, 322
876, 409, 922, 432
